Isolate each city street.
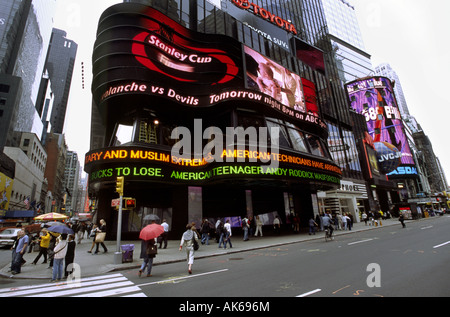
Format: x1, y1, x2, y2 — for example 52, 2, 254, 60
0, 216, 449, 299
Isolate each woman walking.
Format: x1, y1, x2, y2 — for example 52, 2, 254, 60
94, 219, 108, 254
179, 224, 199, 274
139, 238, 157, 277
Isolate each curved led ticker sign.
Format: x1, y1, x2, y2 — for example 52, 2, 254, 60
85, 146, 342, 188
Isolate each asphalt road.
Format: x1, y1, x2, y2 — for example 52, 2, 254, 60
125, 215, 450, 298
1, 216, 449, 300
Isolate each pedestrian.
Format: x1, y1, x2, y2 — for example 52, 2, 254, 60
87, 224, 99, 253
159, 219, 169, 249
222, 220, 232, 249
64, 234, 76, 278
336, 213, 343, 230
377, 210, 383, 226
10, 230, 29, 275
308, 217, 317, 235
248, 215, 255, 237
51, 234, 68, 282
362, 212, 368, 226
47, 232, 59, 268
200, 218, 211, 245
273, 216, 281, 235
347, 213, 353, 230
254, 215, 263, 237
139, 238, 157, 277
374, 211, 381, 227
368, 211, 375, 226
242, 216, 249, 241
94, 219, 108, 254
342, 213, 348, 230
77, 222, 85, 244
179, 224, 199, 274
215, 218, 221, 243
32, 229, 51, 265
217, 220, 225, 248
399, 213, 406, 228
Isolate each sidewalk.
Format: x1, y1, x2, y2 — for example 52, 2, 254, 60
1, 218, 402, 280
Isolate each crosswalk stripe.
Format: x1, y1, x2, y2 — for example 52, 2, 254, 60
71, 285, 142, 297
0, 273, 146, 297
0, 273, 124, 294
28, 281, 134, 297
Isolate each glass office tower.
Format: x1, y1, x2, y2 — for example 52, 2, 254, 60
0, 0, 56, 150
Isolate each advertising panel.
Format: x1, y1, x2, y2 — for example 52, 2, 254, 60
0, 172, 13, 210
244, 46, 321, 117
345, 77, 415, 176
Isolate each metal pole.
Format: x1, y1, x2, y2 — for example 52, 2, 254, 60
114, 195, 123, 264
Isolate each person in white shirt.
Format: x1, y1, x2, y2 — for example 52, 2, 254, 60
159, 219, 169, 249
223, 220, 232, 249
52, 234, 68, 282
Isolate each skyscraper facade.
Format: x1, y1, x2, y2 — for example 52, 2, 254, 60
321, 0, 373, 83
45, 28, 78, 134
0, 0, 56, 150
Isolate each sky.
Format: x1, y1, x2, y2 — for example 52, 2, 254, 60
54, 0, 450, 185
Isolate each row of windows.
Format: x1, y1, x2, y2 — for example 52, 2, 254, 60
127, 110, 331, 161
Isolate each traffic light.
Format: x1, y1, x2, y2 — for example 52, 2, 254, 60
116, 176, 124, 196
124, 198, 136, 209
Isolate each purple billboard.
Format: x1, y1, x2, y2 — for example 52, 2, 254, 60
345, 77, 415, 176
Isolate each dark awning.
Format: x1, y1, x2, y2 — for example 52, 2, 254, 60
3, 210, 37, 218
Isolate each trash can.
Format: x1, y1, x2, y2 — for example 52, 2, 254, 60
121, 244, 134, 263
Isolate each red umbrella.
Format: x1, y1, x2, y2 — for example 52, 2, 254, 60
139, 224, 165, 241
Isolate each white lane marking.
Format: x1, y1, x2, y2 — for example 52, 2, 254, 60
348, 239, 374, 246
433, 241, 450, 249
137, 269, 229, 288
296, 289, 322, 297
421, 226, 433, 230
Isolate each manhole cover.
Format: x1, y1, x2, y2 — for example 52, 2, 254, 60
228, 257, 244, 261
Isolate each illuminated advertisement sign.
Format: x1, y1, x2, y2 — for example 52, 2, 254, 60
93, 5, 243, 100
226, 1, 292, 51
345, 77, 415, 177
230, 0, 298, 35
93, 4, 326, 131
85, 147, 341, 187
0, 172, 13, 210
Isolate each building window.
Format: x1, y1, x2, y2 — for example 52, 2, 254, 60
0, 84, 9, 93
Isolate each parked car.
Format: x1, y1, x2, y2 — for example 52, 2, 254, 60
0, 228, 22, 247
